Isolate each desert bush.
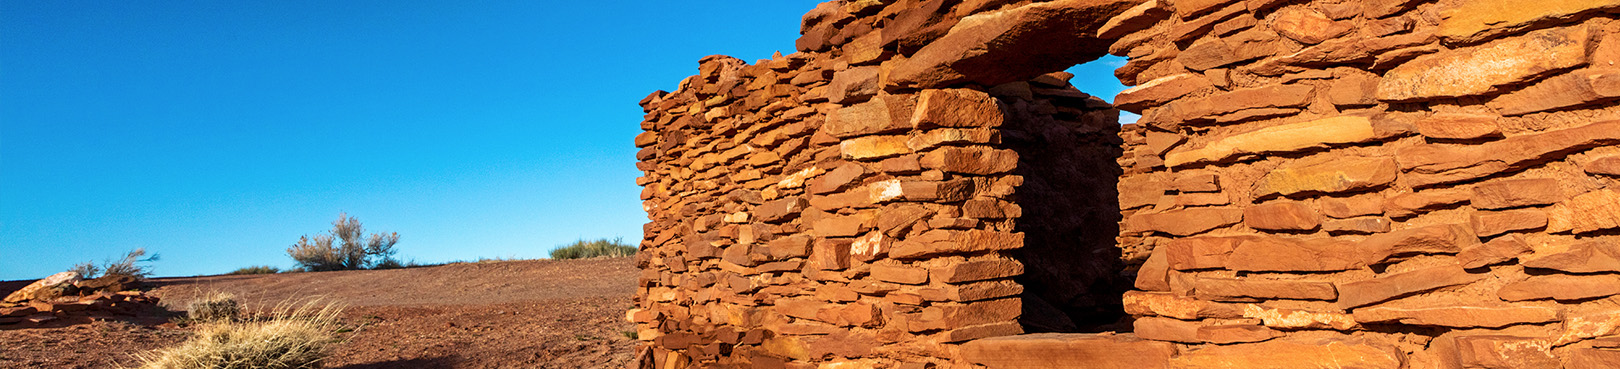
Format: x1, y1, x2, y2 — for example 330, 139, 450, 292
187, 292, 241, 323
131, 299, 345, 369
550, 238, 637, 259
287, 212, 400, 271
70, 248, 159, 279
226, 266, 280, 275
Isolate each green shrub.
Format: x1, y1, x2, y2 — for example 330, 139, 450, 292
132, 299, 345, 369
287, 212, 399, 271
226, 266, 280, 275
550, 238, 637, 259
71, 248, 159, 279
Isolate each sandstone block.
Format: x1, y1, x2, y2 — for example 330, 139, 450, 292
1455, 335, 1558, 369
1567, 348, 1620, 369
1244, 201, 1321, 231
1166, 116, 1384, 168
1458, 234, 1534, 269
906, 128, 997, 152
1336, 265, 1485, 309
871, 264, 929, 285
889, 0, 1139, 89
961, 333, 1175, 369
1487, 69, 1620, 116
919, 279, 1023, 302
1171, 170, 1219, 192
1135, 245, 1171, 291
840, 135, 912, 160
1438, 0, 1620, 43
1377, 26, 1589, 102
768, 235, 813, 259
1164, 236, 1240, 270
1397, 120, 1620, 187
1114, 74, 1211, 113
1472, 209, 1549, 237
1324, 217, 1393, 234
1587, 156, 1620, 176
1320, 193, 1386, 219
1499, 274, 1620, 301
810, 239, 854, 271
1550, 189, 1620, 234
1119, 174, 1168, 209
1522, 241, 1620, 273
827, 96, 910, 138
849, 231, 891, 262
931, 258, 1024, 283
1227, 236, 1365, 272
1196, 278, 1337, 301
1241, 305, 1359, 330
1099, 0, 1171, 40
809, 162, 868, 195
1385, 189, 1471, 218
3, 271, 81, 303
1472, 178, 1562, 209
919, 146, 1017, 175
1128, 207, 1243, 236
1122, 291, 1241, 320
1353, 305, 1560, 328
1270, 7, 1351, 44
827, 66, 882, 104
1167, 338, 1403, 369
911, 89, 1005, 129
1254, 156, 1399, 199
895, 179, 975, 203
1414, 113, 1502, 140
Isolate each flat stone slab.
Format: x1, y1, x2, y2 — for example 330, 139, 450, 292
961, 333, 1175, 369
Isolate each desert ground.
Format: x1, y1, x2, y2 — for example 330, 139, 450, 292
0, 257, 639, 369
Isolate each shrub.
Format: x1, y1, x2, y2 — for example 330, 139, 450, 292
226, 266, 280, 275
286, 212, 400, 271
187, 292, 241, 323
131, 299, 345, 369
550, 238, 637, 259
71, 248, 159, 279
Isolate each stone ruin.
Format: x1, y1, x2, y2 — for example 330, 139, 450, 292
2, 271, 163, 328
629, 0, 1620, 367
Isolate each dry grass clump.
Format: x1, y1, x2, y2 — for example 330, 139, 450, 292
186, 291, 241, 323
550, 237, 637, 259
131, 298, 345, 369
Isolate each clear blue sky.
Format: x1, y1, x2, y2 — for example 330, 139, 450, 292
1, 1, 1129, 280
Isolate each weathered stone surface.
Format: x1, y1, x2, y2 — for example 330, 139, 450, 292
1320, 194, 1386, 219
1414, 113, 1502, 140
1098, 0, 1170, 39
1114, 74, 1211, 113
1336, 265, 1485, 309
1396, 120, 1620, 187
1122, 291, 1241, 320
840, 135, 912, 160
827, 66, 882, 104
911, 89, 1006, 129
827, 96, 911, 138
1472, 209, 1549, 237
809, 162, 868, 195
1549, 189, 1620, 234
920, 146, 1017, 174
1172, 0, 1240, 19
1136, 317, 1281, 344
1567, 348, 1620, 369
1472, 178, 1562, 210
1135, 245, 1171, 291
1587, 156, 1620, 176
1357, 225, 1479, 265
1456, 335, 1558, 369
1377, 26, 1590, 102
890, 0, 1140, 89
1171, 170, 1219, 192
3, 271, 81, 303
1253, 156, 1399, 198
931, 258, 1024, 283
1242, 305, 1359, 330
1384, 189, 1471, 218
1458, 234, 1533, 269
961, 333, 1175, 369
1129, 208, 1243, 236
1165, 235, 1366, 272
1499, 274, 1620, 301
890, 230, 1024, 258
906, 128, 998, 152
1244, 201, 1321, 231
1324, 217, 1393, 234
1196, 278, 1337, 301
1352, 305, 1561, 328
871, 264, 929, 285
1522, 241, 1620, 273
1487, 69, 1620, 116
1270, 7, 1351, 44
1155, 84, 1312, 122
1119, 174, 1168, 209
1167, 338, 1403, 369
1437, 0, 1620, 43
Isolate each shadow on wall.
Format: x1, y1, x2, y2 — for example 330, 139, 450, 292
994, 71, 1129, 333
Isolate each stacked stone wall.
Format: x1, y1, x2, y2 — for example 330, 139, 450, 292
1112, 0, 1620, 367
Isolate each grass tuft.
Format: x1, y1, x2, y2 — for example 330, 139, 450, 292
549, 237, 637, 259
130, 298, 345, 369
186, 291, 241, 323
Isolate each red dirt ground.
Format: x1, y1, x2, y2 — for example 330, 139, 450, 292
0, 258, 640, 369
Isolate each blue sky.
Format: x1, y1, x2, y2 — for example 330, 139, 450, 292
0, 1, 1129, 280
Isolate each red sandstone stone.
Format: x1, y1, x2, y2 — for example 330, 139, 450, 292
1395, 120, 1620, 187
1500, 274, 1620, 301
1472, 209, 1548, 237
960, 333, 1174, 369
809, 239, 853, 271
1522, 241, 1620, 273
826, 66, 882, 104
1164, 236, 1239, 270
1114, 74, 1211, 113
1586, 156, 1620, 176
1377, 26, 1590, 102
930, 258, 1023, 283
919, 146, 1017, 175
1118, 174, 1168, 209
1456, 335, 1558, 369
1128, 207, 1243, 236
1270, 7, 1351, 44
1320, 193, 1386, 219
1487, 68, 1620, 116
1568, 348, 1620, 369
1122, 291, 1243, 320
889, 0, 1139, 88
1413, 113, 1501, 140
1243, 201, 1321, 231
1323, 217, 1393, 234
1471, 178, 1562, 210
1227, 236, 1365, 272
826, 96, 912, 139
911, 89, 1005, 129
1357, 224, 1478, 265
1458, 234, 1533, 269
1352, 305, 1560, 328
808, 162, 868, 195
1196, 278, 1337, 301
1384, 189, 1471, 218
1252, 155, 1398, 199
1336, 265, 1485, 309
1171, 170, 1219, 193
1168, 337, 1403, 369
1551, 189, 1620, 234
1134, 246, 1171, 291
871, 264, 929, 285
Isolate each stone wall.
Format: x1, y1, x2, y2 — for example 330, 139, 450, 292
634, 0, 1620, 367
1112, 0, 1620, 367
